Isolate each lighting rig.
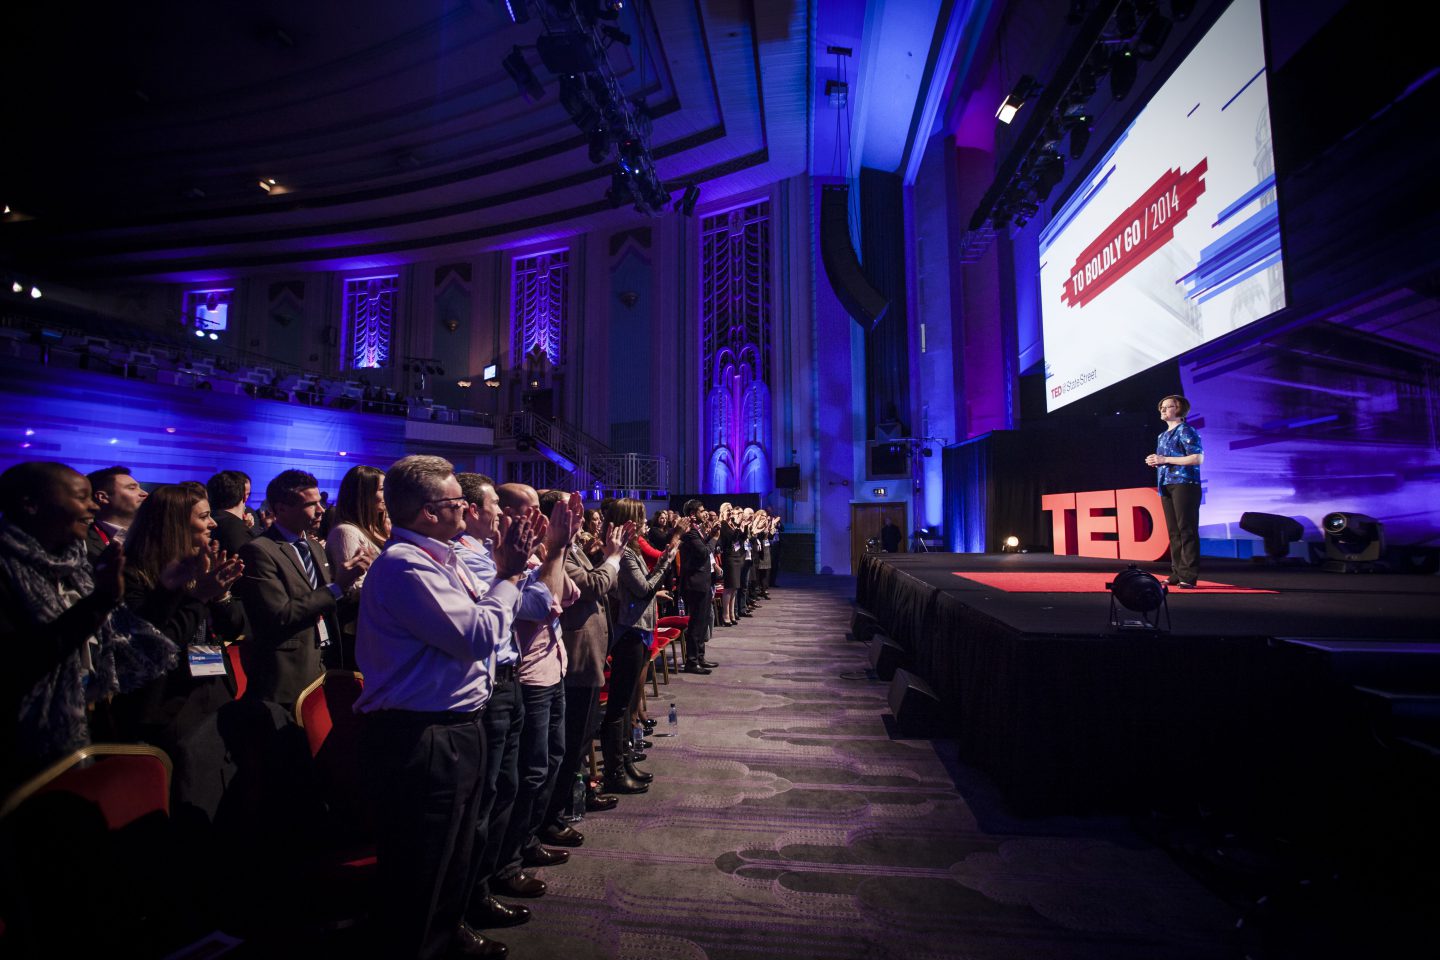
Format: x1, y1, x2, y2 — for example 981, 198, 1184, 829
505, 0, 684, 217
970, 0, 1190, 234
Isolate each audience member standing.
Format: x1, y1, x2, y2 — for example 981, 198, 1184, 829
452, 472, 554, 938
117, 482, 245, 828
206, 470, 255, 555
235, 469, 368, 709
608, 498, 677, 790
719, 508, 744, 626
326, 464, 388, 661
353, 455, 541, 960
541, 513, 629, 841
677, 500, 718, 670
84, 465, 147, 560
0, 462, 173, 790
753, 510, 773, 600
490, 484, 582, 901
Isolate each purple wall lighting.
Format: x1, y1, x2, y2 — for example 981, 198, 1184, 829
343, 275, 397, 370
511, 249, 568, 367
0, 358, 409, 502
701, 202, 773, 494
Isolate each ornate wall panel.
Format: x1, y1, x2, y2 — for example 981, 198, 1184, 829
511, 249, 568, 367
702, 201, 773, 494
343, 274, 398, 370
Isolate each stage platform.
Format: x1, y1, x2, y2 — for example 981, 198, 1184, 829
856, 552, 1440, 818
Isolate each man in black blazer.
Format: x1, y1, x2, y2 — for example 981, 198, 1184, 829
236, 469, 369, 709
677, 500, 719, 670
207, 470, 255, 555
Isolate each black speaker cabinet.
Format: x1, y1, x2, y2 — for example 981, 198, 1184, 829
820, 185, 890, 330
774, 465, 801, 489
887, 668, 945, 737
869, 636, 906, 681
851, 608, 881, 643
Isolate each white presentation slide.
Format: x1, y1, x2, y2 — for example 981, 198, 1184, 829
1038, 0, 1285, 411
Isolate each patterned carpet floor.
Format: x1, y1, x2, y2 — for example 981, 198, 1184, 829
494, 575, 1239, 960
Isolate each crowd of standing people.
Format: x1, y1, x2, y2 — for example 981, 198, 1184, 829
0, 455, 782, 959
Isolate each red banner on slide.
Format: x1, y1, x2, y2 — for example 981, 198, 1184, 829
1060, 159, 1208, 309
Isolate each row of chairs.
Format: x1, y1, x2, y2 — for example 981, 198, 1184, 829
0, 615, 693, 950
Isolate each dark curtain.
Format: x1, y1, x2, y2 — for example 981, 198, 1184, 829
942, 415, 1156, 553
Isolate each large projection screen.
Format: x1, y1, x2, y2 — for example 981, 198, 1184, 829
1038, 0, 1284, 411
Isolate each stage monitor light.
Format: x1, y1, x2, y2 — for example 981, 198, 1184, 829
588, 128, 611, 164
537, 32, 598, 74
1106, 564, 1170, 632
503, 46, 545, 102
1322, 512, 1385, 571
1001, 535, 1021, 553
995, 75, 1036, 124
1135, 13, 1173, 60
1238, 511, 1304, 562
1110, 47, 1138, 100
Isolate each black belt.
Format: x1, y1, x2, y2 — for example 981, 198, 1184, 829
494, 662, 517, 683
366, 707, 480, 725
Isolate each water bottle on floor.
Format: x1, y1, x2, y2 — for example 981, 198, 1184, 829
667, 702, 678, 737
565, 772, 586, 822
677, 596, 687, 616
632, 720, 644, 750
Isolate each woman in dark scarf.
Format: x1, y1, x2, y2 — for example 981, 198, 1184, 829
0, 461, 175, 792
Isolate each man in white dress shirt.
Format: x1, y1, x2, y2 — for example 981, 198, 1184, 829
356, 455, 564, 960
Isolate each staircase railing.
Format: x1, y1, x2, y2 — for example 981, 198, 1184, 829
498, 410, 669, 499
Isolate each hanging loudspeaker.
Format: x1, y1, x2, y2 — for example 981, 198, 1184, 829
820, 185, 890, 331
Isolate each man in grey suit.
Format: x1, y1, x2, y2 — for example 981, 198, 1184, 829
236, 469, 369, 709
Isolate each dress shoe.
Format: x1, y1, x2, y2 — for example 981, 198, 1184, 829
493, 872, 547, 899
641, 718, 658, 732
1165, 575, 1181, 585
452, 923, 508, 958
539, 824, 584, 847
523, 845, 570, 868
1176, 581, 1197, 589
638, 738, 654, 749
682, 662, 712, 675
700, 659, 719, 668
585, 791, 619, 812
630, 749, 648, 762
624, 760, 653, 783
467, 897, 530, 929
604, 769, 650, 793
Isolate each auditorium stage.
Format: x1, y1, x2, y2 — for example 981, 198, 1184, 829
855, 552, 1440, 818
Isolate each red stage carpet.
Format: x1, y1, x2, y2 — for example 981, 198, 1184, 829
952, 571, 1278, 594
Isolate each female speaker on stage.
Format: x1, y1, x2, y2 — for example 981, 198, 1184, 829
1145, 395, 1204, 588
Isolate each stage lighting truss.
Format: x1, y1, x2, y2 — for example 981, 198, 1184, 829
527, 0, 673, 217
1106, 564, 1171, 633
970, 0, 1176, 234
